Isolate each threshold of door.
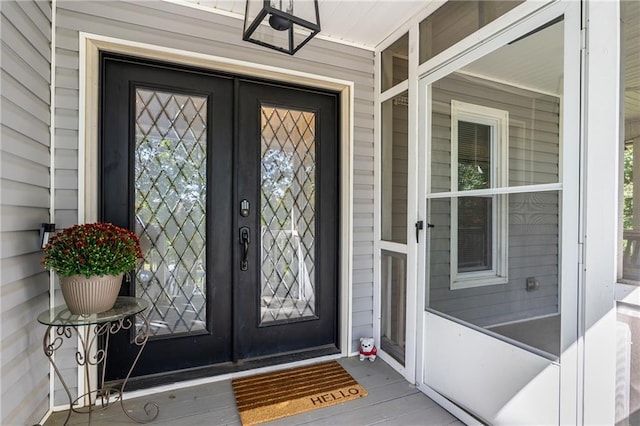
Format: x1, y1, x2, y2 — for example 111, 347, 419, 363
109, 344, 341, 391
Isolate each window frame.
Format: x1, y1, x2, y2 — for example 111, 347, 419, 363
619, 0, 640, 286
450, 100, 509, 289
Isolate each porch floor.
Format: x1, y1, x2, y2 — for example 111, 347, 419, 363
44, 357, 464, 426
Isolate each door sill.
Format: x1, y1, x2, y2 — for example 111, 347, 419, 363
109, 344, 340, 391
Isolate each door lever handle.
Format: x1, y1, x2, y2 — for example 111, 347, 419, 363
239, 227, 250, 271
415, 221, 424, 243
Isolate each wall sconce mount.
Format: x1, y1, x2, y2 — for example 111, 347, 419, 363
40, 223, 56, 249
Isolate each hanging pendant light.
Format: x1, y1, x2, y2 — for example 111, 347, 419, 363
243, 0, 320, 55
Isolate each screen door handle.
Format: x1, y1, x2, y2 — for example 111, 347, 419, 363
415, 221, 424, 243
239, 227, 250, 271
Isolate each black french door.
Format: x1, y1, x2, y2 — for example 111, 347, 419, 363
100, 54, 339, 382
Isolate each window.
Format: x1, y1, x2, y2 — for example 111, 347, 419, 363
379, 33, 410, 368
381, 33, 408, 92
381, 250, 407, 365
425, 18, 564, 354
450, 101, 508, 289
419, 0, 524, 64
381, 91, 409, 243
621, 0, 640, 284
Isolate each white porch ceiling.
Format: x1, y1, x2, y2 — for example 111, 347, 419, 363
173, 0, 432, 49
462, 20, 564, 96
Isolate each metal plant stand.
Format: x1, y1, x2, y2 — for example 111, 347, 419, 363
37, 297, 159, 425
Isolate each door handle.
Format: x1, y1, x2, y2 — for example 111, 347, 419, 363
239, 227, 250, 271
415, 221, 424, 243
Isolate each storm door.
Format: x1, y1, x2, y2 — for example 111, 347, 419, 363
417, 3, 581, 424
100, 55, 339, 383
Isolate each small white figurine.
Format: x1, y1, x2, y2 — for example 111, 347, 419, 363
359, 337, 377, 362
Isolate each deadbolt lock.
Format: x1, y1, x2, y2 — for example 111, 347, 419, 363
240, 199, 250, 217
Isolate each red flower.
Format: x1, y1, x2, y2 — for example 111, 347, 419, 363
41, 222, 143, 278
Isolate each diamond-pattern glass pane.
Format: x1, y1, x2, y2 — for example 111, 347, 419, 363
134, 88, 207, 337
260, 106, 317, 324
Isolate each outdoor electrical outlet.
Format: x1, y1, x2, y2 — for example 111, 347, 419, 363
526, 277, 539, 291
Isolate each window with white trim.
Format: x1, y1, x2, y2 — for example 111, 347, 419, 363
450, 101, 508, 289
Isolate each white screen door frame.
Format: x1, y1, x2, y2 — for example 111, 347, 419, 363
413, 1, 582, 424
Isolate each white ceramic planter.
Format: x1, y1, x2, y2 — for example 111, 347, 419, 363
59, 274, 123, 315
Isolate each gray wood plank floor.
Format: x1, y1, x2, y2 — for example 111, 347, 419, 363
44, 357, 464, 426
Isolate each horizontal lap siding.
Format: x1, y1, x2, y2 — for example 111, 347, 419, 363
54, 0, 375, 386
0, 1, 51, 425
429, 73, 560, 327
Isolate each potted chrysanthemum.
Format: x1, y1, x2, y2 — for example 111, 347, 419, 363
42, 222, 143, 315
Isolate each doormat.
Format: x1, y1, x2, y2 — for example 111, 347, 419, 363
232, 361, 367, 425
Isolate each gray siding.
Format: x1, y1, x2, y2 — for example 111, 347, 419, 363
0, 0, 52, 424
428, 73, 561, 327
54, 0, 375, 390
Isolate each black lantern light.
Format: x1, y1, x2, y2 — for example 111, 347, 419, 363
243, 0, 320, 55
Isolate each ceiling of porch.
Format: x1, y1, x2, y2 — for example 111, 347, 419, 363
173, 0, 431, 49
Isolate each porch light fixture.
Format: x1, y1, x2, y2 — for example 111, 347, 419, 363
40, 223, 55, 249
243, 0, 321, 55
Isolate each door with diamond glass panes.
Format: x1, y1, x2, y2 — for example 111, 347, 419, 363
100, 55, 339, 383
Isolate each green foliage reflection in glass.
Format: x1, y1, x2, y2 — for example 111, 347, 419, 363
133, 87, 208, 335
625, 146, 633, 230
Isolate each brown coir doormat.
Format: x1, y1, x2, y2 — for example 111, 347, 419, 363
232, 361, 367, 425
